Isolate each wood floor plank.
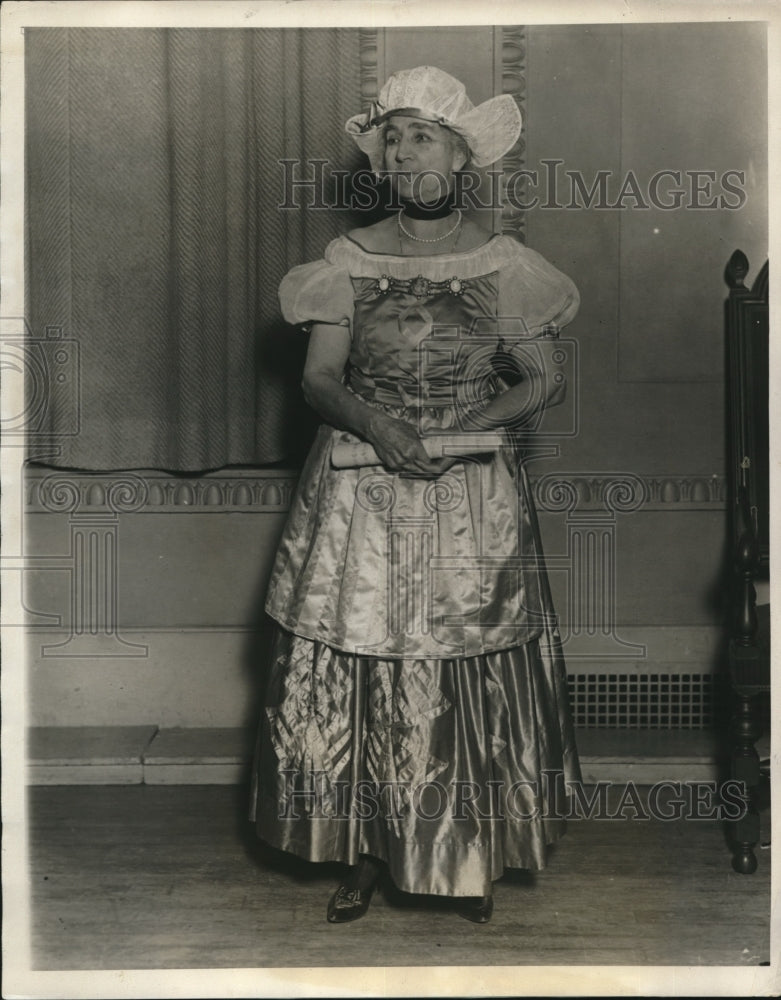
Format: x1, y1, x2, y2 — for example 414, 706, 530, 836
27, 784, 771, 970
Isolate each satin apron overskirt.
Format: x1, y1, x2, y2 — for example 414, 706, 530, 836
251, 419, 581, 898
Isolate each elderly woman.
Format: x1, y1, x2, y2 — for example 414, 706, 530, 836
250, 66, 581, 924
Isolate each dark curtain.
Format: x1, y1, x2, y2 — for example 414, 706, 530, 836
25, 28, 364, 471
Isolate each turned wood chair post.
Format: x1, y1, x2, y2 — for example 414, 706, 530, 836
724, 249, 770, 875
729, 489, 762, 873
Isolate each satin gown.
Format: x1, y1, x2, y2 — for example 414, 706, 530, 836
250, 232, 582, 897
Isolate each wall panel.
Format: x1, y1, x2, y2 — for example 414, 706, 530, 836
23, 23, 767, 731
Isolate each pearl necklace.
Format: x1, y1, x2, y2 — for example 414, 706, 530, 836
397, 209, 462, 243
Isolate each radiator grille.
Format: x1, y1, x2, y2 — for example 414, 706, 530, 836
567, 671, 729, 729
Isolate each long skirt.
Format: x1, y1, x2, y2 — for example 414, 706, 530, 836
250, 625, 580, 898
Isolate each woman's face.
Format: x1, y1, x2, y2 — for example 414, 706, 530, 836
383, 114, 466, 204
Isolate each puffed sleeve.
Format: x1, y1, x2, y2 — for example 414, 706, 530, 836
496, 239, 580, 338
278, 253, 354, 330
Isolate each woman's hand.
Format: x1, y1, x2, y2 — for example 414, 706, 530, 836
367, 412, 456, 476
477, 372, 567, 428
301, 328, 455, 475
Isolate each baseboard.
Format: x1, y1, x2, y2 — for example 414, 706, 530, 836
26, 725, 728, 786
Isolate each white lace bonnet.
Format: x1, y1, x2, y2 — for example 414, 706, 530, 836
345, 65, 522, 173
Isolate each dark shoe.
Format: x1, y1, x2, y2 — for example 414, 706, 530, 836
327, 883, 375, 923
457, 894, 493, 923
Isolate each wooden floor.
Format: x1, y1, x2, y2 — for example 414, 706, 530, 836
27, 783, 771, 970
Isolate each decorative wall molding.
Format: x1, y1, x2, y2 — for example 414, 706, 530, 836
500, 26, 527, 243
358, 29, 382, 113
25, 469, 297, 514
24, 467, 726, 514
534, 472, 727, 512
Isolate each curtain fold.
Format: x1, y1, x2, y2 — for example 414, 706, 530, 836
26, 28, 364, 471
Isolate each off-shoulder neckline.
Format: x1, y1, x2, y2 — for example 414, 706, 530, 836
340, 232, 505, 260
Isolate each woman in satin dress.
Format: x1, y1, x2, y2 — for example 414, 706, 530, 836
250, 66, 581, 924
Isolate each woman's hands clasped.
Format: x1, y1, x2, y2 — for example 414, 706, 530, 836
367, 412, 456, 476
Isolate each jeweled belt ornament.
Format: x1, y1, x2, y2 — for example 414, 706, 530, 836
375, 274, 467, 298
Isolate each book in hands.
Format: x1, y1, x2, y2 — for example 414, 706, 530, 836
330, 433, 506, 469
